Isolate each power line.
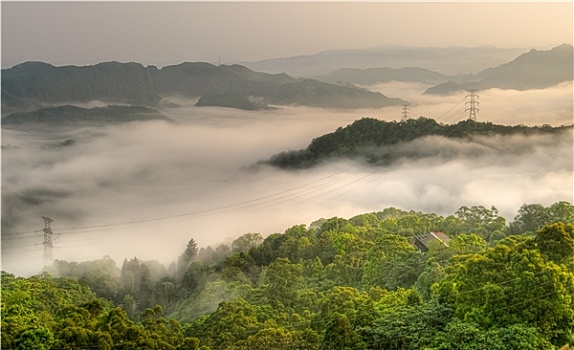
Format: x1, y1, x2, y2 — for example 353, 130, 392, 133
3, 95, 481, 254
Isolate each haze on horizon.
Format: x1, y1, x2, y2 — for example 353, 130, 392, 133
1, 2, 573, 69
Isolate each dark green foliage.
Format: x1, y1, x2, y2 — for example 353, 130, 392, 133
265, 117, 572, 169
358, 301, 453, 350
3, 202, 574, 349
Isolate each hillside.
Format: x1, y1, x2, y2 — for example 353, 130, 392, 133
1, 61, 406, 114
2, 201, 574, 349
2, 104, 172, 127
425, 44, 573, 95
263, 117, 573, 169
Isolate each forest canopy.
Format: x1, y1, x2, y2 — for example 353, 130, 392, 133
2, 201, 574, 349
263, 117, 573, 169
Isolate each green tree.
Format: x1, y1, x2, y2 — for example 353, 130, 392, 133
264, 258, 303, 308
232, 233, 263, 253
14, 327, 54, 350
511, 203, 550, 234
320, 313, 366, 350
363, 234, 423, 290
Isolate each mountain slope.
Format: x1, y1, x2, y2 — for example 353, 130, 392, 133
1, 61, 405, 113
424, 44, 573, 95
2, 105, 172, 127
262, 117, 573, 169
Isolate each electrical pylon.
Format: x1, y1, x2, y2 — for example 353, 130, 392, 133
42, 216, 54, 265
465, 90, 479, 121
401, 105, 410, 121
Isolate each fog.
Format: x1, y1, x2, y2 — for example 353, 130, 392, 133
2, 82, 572, 276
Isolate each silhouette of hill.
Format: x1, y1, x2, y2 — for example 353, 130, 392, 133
1, 61, 405, 114
425, 44, 573, 95
262, 117, 572, 169
243, 45, 527, 77
2, 105, 172, 127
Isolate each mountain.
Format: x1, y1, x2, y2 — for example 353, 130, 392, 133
242, 45, 528, 77
262, 117, 572, 169
424, 44, 573, 95
2, 105, 172, 127
315, 66, 463, 85
1, 61, 406, 114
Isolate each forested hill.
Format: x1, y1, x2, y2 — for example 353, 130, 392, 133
2, 105, 172, 127
2, 201, 574, 349
1, 61, 405, 114
264, 117, 573, 169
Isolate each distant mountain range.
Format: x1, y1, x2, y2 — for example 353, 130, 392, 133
311, 45, 573, 93
242, 45, 528, 77
1, 61, 405, 115
2, 105, 172, 128
315, 67, 466, 85
424, 44, 573, 95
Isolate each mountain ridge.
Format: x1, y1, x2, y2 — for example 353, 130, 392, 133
1, 61, 406, 114
424, 44, 573, 95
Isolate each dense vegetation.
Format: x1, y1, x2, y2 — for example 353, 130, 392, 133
2, 105, 172, 126
3, 201, 574, 349
264, 117, 573, 169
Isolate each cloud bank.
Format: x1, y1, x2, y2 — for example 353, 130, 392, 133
2, 83, 572, 276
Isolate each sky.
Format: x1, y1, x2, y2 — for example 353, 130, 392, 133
1, 1, 573, 68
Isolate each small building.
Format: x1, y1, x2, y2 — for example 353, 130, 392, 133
413, 231, 451, 252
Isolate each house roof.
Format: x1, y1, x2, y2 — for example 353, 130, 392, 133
413, 231, 451, 251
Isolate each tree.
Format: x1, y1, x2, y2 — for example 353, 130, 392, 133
264, 258, 303, 308
180, 239, 199, 265
534, 222, 574, 264
547, 201, 574, 224
432, 228, 574, 346
232, 233, 263, 253
511, 203, 550, 234
320, 313, 366, 350
14, 327, 54, 350
362, 234, 423, 290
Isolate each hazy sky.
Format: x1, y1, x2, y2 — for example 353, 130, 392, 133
2, 1, 572, 68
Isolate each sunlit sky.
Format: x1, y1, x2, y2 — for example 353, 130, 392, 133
1, 1, 572, 68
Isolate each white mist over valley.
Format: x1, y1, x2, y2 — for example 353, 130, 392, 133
2, 81, 572, 276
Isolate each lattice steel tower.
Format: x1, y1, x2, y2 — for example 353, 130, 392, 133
465, 90, 479, 121
401, 105, 410, 121
42, 216, 54, 264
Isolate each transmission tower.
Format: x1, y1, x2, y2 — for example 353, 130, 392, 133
401, 105, 410, 121
465, 90, 479, 121
42, 216, 54, 265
